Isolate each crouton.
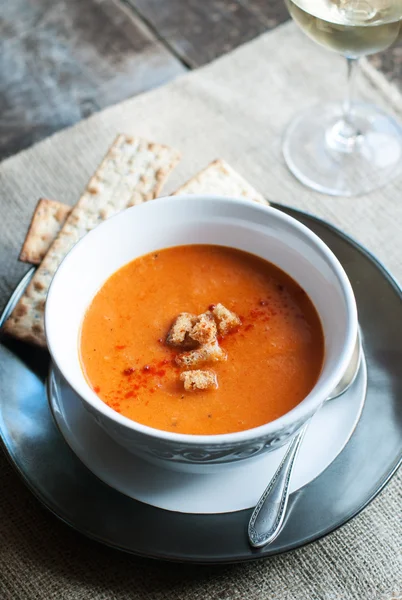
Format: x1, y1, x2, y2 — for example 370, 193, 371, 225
211, 303, 241, 335
190, 311, 217, 344
180, 370, 218, 391
175, 340, 227, 367
166, 313, 198, 348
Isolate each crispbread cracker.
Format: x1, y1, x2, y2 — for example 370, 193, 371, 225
172, 159, 268, 204
4, 135, 181, 347
18, 159, 267, 266
19, 199, 71, 265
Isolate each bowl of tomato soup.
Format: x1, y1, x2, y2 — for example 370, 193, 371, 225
45, 195, 357, 469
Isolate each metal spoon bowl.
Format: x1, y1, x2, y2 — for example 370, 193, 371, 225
248, 331, 362, 549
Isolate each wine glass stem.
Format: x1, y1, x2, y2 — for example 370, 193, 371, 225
343, 57, 358, 128
326, 57, 361, 153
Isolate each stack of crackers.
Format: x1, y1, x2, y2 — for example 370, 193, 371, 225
3, 134, 268, 349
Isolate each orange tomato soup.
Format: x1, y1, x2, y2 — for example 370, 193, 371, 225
80, 245, 324, 435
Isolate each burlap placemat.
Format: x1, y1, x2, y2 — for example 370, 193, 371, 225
0, 21, 401, 600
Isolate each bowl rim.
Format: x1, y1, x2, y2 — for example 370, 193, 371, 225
45, 194, 358, 446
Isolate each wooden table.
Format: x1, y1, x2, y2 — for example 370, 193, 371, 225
1, 0, 401, 161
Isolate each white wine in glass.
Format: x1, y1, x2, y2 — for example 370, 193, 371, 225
283, 0, 402, 196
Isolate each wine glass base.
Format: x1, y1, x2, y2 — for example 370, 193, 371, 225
283, 103, 402, 197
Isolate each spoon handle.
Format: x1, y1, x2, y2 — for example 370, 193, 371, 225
248, 423, 308, 548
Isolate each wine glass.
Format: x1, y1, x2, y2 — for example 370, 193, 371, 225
283, 0, 402, 196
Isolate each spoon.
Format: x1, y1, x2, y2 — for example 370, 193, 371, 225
248, 331, 362, 549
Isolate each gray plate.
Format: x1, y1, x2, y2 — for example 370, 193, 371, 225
0, 205, 401, 564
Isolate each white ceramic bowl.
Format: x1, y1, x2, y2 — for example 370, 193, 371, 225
45, 195, 358, 471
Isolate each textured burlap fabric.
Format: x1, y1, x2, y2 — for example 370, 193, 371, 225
0, 22, 401, 600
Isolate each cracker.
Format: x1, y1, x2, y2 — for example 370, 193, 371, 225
4, 135, 181, 347
172, 159, 268, 205
19, 198, 71, 265
19, 159, 268, 266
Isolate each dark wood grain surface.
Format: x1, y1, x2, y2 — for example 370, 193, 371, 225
1, 0, 402, 161
0, 0, 185, 160
126, 0, 288, 67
